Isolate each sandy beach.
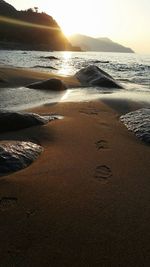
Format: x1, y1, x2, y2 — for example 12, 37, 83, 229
0, 67, 150, 266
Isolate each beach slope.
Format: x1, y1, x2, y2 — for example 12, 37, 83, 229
0, 67, 150, 266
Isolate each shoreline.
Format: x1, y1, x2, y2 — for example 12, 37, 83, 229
1, 65, 149, 112
0, 66, 150, 266
0, 65, 81, 88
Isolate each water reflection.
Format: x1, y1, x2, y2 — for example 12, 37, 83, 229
58, 52, 74, 76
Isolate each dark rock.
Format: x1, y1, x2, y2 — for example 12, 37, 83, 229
27, 78, 67, 91
120, 108, 150, 144
92, 60, 110, 64
40, 56, 59, 60
0, 110, 54, 132
0, 141, 43, 177
33, 65, 58, 70
75, 65, 122, 88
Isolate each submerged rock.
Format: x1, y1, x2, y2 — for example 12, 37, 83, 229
40, 56, 59, 60
33, 65, 58, 70
0, 141, 43, 177
92, 60, 110, 64
75, 65, 122, 88
0, 110, 54, 132
27, 78, 67, 91
120, 108, 150, 144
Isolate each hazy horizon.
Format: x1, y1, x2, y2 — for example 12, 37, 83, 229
5, 0, 150, 54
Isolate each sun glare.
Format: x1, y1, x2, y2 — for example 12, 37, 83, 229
58, 20, 79, 37
57, 52, 73, 76
62, 27, 76, 37
48, 1, 114, 39
0, 15, 60, 31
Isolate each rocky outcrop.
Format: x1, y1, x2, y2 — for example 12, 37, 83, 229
0, 1, 77, 51
0, 110, 54, 132
75, 65, 122, 88
27, 78, 67, 91
0, 141, 43, 176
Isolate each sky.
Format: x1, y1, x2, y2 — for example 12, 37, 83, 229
6, 0, 150, 53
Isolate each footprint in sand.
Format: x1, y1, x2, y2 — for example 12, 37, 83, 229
94, 165, 112, 181
0, 197, 18, 211
26, 209, 36, 218
95, 140, 108, 150
79, 108, 99, 115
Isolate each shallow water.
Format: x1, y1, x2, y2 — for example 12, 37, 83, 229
0, 50, 150, 144
0, 86, 65, 111
0, 51, 150, 88
1, 86, 150, 112
0, 50, 150, 110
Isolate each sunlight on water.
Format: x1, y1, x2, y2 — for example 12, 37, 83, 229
0, 51, 149, 143
0, 51, 150, 110
57, 52, 74, 75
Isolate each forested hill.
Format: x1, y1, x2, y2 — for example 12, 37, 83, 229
0, 0, 80, 51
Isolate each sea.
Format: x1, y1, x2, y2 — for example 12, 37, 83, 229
0, 50, 150, 143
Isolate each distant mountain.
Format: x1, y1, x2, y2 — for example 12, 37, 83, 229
0, 0, 81, 51
68, 34, 134, 53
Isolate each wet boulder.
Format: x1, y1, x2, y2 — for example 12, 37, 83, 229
120, 108, 150, 144
0, 141, 43, 177
75, 65, 122, 88
0, 110, 54, 132
27, 78, 67, 91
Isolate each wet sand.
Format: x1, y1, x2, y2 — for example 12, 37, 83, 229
0, 66, 81, 88
0, 67, 150, 266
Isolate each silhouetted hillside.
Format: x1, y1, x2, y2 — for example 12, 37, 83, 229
68, 34, 134, 53
0, 0, 81, 51
0, 0, 17, 15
